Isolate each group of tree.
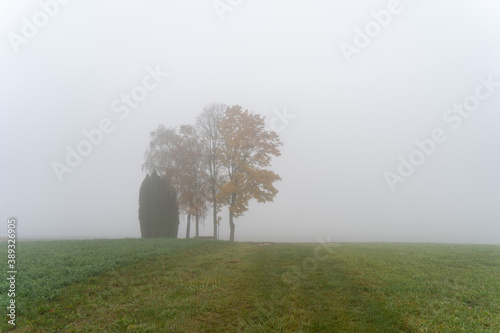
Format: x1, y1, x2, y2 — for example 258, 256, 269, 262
138, 171, 179, 238
139, 103, 283, 241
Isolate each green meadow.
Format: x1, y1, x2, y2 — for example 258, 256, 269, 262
1, 239, 499, 332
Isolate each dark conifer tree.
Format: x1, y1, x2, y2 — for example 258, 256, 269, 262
138, 174, 152, 238
139, 171, 179, 238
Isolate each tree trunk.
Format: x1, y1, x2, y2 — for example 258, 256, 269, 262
229, 193, 236, 241
195, 215, 200, 238
212, 189, 217, 239
185, 214, 191, 238
229, 209, 235, 242
229, 193, 237, 242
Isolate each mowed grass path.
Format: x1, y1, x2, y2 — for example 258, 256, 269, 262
2, 240, 499, 332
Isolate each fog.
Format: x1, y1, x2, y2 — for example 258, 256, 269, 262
1, 0, 500, 244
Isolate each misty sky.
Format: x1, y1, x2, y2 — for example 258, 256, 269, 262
1, 0, 500, 243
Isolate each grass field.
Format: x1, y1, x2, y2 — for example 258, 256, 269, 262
1, 239, 499, 332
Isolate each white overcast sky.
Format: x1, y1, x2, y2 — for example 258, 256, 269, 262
1, 0, 500, 243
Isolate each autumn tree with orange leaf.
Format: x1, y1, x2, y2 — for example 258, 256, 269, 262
218, 105, 283, 241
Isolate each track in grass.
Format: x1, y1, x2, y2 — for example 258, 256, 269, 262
2, 240, 499, 332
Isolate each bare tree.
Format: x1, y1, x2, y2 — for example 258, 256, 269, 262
196, 102, 226, 239
143, 124, 207, 238
142, 125, 179, 177
176, 125, 208, 238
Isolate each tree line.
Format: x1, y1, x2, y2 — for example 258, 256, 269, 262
138, 103, 283, 241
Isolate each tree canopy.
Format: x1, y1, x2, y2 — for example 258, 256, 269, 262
218, 105, 282, 241
141, 103, 282, 241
